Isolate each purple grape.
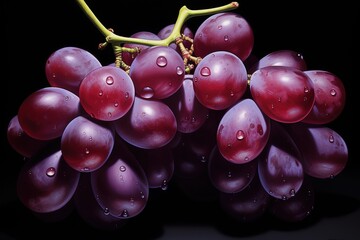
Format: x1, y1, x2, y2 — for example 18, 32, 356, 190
121, 31, 161, 66
91, 139, 149, 219
129, 45, 185, 99
302, 70, 346, 124
45, 46, 102, 95
250, 66, 315, 123
16, 146, 80, 213
114, 96, 177, 149
192, 51, 248, 110
164, 74, 209, 133
7, 115, 49, 158
219, 173, 271, 222
17, 87, 81, 140
258, 121, 304, 200
286, 123, 348, 179
61, 116, 115, 172
193, 12, 254, 61
217, 98, 271, 164
248, 49, 307, 74
79, 65, 135, 121
74, 173, 128, 230
208, 144, 258, 193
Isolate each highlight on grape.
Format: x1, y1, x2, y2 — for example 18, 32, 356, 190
7, 0, 348, 230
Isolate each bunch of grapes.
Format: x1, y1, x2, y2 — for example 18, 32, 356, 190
7, 1, 348, 230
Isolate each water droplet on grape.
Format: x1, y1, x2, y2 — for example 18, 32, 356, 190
236, 130, 245, 140
227, 171, 232, 178
282, 195, 287, 200
64, 96, 69, 101
85, 148, 90, 154
140, 86, 154, 98
290, 189, 296, 196
161, 179, 168, 190
176, 66, 184, 75
330, 89, 337, 96
46, 167, 56, 177
125, 92, 129, 99
224, 35, 229, 42
104, 207, 110, 215
82, 167, 90, 172
98, 91, 103, 96
200, 67, 211, 76
304, 87, 309, 93
105, 76, 114, 85
250, 123, 255, 129
217, 25, 222, 30
156, 56, 167, 67
114, 102, 119, 107
119, 165, 126, 172
120, 209, 129, 218
329, 135, 334, 143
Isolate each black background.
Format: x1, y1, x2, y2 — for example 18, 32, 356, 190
3, 0, 358, 239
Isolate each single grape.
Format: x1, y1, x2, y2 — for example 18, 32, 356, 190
286, 123, 348, 179
61, 115, 115, 172
45, 46, 102, 95
219, 173, 271, 222
17, 87, 81, 140
91, 139, 149, 219
250, 66, 315, 123
74, 173, 128, 230
129, 45, 185, 99
7, 115, 49, 158
217, 98, 271, 164
248, 49, 307, 74
208, 144, 258, 193
193, 12, 254, 61
133, 145, 175, 190
157, 23, 194, 54
114, 96, 177, 149
79, 65, 135, 121
257, 121, 304, 200
192, 51, 248, 110
164, 74, 209, 133
16, 146, 80, 213
301, 70, 346, 124
121, 31, 161, 66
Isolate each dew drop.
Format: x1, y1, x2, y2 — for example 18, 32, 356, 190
85, 148, 90, 154
140, 86, 154, 98
64, 96, 69, 101
330, 89, 337, 96
236, 130, 245, 140
156, 56, 167, 67
200, 67, 211, 76
193, 77, 198, 82
304, 87, 309, 93
161, 179, 168, 190
120, 209, 129, 218
125, 92, 130, 99
104, 207, 110, 215
52, 73, 56, 78
98, 91, 103, 96
106, 76, 114, 85
119, 165, 126, 172
108, 112, 112, 117
329, 135, 334, 143
89, 136, 93, 141
82, 167, 90, 172
224, 35, 229, 41
290, 189, 296, 196
217, 25, 222, 30
46, 167, 56, 177
114, 102, 119, 107
140, 191, 145, 199
282, 195, 287, 200
200, 155, 206, 163
227, 171, 232, 178
176, 66, 184, 75
250, 123, 255, 129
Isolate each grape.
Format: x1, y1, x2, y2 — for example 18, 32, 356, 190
258, 121, 304, 200
91, 139, 149, 219
269, 176, 315, 222
250, 66, 315, 123
164, 74, 209, 133
79, 65, 135, 121
129, 45, 185, 99
193, 12, 254, 61
114, 96, 177, 149
217, 98, 271, 164
133, 145, 175, 190
16, 146, 80, 213
157, 23, 194, 54
45, 46, 102, 95
74, 173, 128, 230
61, 115, 115, 172
121, 31, 161, 66
301, 70, 346, 124
192, 51, 248, 110
7, 115, 49, 158
208, 144, 257, 193
17, 87, 81, 140
248, 49, 307, 74
286, 123, 348, 179
219, 173, 271, 222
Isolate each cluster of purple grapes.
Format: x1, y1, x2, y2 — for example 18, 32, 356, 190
7, 10, 348, 229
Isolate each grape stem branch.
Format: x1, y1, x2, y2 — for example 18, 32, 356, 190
75, 0, 239, 46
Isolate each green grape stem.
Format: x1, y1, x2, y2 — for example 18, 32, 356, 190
76, 0, 239, 46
